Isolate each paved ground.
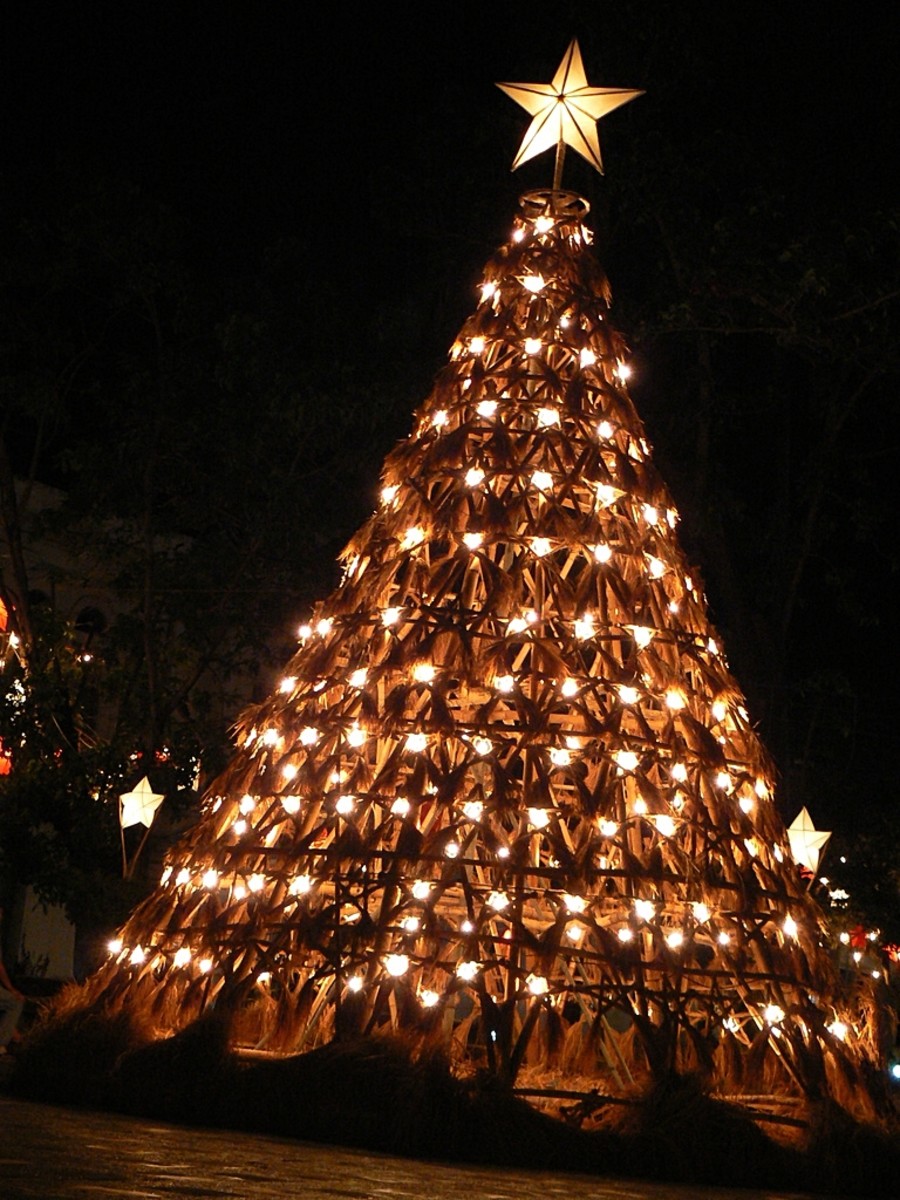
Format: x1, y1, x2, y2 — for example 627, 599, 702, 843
0, 1092, 816, 1200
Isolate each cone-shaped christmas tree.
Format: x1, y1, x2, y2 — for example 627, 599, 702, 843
74, 45, 886, 1125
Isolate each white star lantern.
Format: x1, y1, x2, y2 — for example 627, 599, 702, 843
119, 776, 165, 829
497, 39, 643, 179
787, 807, 832, 875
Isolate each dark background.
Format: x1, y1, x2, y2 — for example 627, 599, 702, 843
2, 3, 898, 846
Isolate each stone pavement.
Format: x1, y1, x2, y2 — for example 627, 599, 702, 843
0, 1092, 813, 1200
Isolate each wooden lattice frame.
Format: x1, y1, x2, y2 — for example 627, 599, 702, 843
85, 189, 881, 1120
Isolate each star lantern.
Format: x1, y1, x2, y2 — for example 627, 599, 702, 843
787, 806, 832, 875
497, 39, 643, 185
119, 776, 165, 829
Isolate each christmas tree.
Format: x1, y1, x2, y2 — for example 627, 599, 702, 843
68, 41, 885, 1126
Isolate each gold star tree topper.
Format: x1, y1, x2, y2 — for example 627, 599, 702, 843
498, 39, 643, 186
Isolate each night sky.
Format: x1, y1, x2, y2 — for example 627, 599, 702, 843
3, 3, 898, 833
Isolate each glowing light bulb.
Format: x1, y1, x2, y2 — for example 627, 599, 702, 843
480, 281, 497, 301
763, 1004, 785, 1026
671, 762, 688, 783
382, 606, 402, 626
615, 362, 632, 381
129, 946, 146, 965
599, 819, 618, 837
524, 337, 543, 355
531, 537, 552, 557
739, 796, 754, 814
381, 484, 399, 505
335, 795, 356, 815
202, 869, 219, 889
107, 938, 123, 955
316, 617, 333, 637
281, 796, 300, 815
531, 470, 553, 491
563, 894, 587, 914
456, 961, 480, 981
693, 903, 710, 923
298, 623, 312, 640
528, 807, 551, 828
444, 842, 460, 859
718, 931, 731, 946
279, 676, 297, 694
420, 989, 440, 1008
384, 954, 409, 977
574, 614, 595, 640
828, 1020, 848, 1041
617, 684, 639, 705
579, 348, 596, 367
655, 815, 676, 837
391, 797, 411, 816
597, 420, 614, 439
537, 407, 559, 427
247, 874, 265, 894
633, 797, 648, 816
412, 880, 432, 900
232, 819, 248, 836
534, 215, 554, 233
711, 700, 727, 722
634, 899, 655, 921
666, 931, 684, 949
494, 674, 515, 693
261, 729, 281, 747
647, 556, 666, 579
468, 336, 486, 354
290, 875, 312, 896
522, 274, 545, 293
476, 399, 497, 418
665, 689, 686, 711
615, 750, 639, 772
462, 531, 483, 550
528, 974, 549, 996
471, 736, 493, 756
487, 891, 510, 912
630, 625, 653, 649
617, 928, 633, 943
412, 663, 436, 684
402, 916, 420, 933
592, 542, 612, 563
406, 732, 427, 753
783, 914, 798, 939
349, 668, 368, 688
596, 483, 619, 506
239, 794, 255, 815
755, 778, 769, 799
402, 526, 426, 549
176, 868, 190, 886
715, 771, 732, 791
432, 410, 448, 429
549, 747, 571, 767
347, 975, 364, 993
198, 957, 213, 974
465, 466, 485, 487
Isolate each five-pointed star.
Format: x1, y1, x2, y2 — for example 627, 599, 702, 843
787, 807, 832, 875
497, 39, 643, 175
120, 775, 165, 829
